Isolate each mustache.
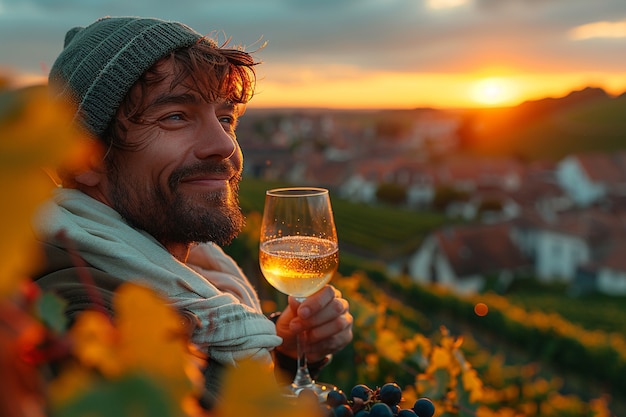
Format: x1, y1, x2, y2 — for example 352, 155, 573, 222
168, 160, 239, 190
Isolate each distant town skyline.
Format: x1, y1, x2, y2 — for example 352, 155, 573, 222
1, 0, 625, 109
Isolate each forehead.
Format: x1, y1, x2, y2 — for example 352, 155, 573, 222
129, 58, 244, 116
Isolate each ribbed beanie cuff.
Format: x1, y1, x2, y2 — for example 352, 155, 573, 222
49, 17, 210, 137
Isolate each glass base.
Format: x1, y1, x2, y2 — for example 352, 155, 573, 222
280, 381, 338, 401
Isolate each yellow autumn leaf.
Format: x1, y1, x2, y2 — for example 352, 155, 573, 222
461, 367, 483, 403
0, 82, 87, 296
375, 328, 405, 362
67, 283, 206, 410
114, 283, 204, 403
214, 359, 318, 417
426, 346, 451, 372
70, 310, 122, 377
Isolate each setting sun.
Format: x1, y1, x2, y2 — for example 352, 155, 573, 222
469, 77, 520, 107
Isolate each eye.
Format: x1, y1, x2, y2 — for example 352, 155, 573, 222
161, 113, 185, 122
219, 114, 239, 133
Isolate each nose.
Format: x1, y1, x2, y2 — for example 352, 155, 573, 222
195, 115, 239, 161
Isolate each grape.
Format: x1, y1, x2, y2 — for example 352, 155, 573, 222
397, 410, 417, 417
412, 398, 435, 417
368, 403, 394, 417
327, 390, 348, 407
379, 383, 402, 406
334, 404, 354, 417
350, 384, 373, 402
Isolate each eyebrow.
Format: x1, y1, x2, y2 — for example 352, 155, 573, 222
145, 93, 238, 114
148, 93, 201, 110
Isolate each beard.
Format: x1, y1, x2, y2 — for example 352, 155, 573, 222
108, 160, 245, 248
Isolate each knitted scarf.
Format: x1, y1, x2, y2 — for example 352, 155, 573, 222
33, 188, 282, 366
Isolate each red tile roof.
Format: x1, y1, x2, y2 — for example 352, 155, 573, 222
435, 222, 530, 278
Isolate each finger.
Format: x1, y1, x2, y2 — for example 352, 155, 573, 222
305, 320, 354, 361
306, 308, 353, 344
298, 285, 341, 319
290, 296, 348, 333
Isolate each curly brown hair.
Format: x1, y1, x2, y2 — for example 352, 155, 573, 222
102, 39, 258, 152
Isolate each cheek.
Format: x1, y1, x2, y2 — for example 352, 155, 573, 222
232, 145, 244, 170
113, 147, 173, 193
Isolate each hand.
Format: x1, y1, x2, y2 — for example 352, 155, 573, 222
274, 285, 353, 363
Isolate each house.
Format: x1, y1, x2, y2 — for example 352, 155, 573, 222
555, 152, 626, 206
530, 209, 626, 283
595, 239, 626, 295
573, 238, 626, 296
435, 155, 526, 193
407, 222, 531, 295
339, 157, 436, 207
445, 186, 522, 223
339, 158, 389, 204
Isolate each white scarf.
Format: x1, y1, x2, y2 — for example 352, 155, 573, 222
33, 188, 282, 366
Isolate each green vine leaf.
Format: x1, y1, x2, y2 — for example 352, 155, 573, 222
36, 292, 68, 333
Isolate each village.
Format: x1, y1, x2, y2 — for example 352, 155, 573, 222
237, 106, 626, 297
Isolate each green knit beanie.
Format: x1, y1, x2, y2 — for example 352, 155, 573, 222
49, 16, 212, 137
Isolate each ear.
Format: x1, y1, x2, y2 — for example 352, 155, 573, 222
74, 167, 104, 187
58, 140, 107, 188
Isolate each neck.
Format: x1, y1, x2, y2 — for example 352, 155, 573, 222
165, 242, 192, 263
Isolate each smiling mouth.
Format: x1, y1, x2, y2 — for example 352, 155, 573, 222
170, 161, 240, 194
180, 176, 231, 191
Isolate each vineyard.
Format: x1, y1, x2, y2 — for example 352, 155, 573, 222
230, 177, 626, 416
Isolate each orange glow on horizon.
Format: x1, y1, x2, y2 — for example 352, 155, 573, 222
253, 66, 626, 109
5, 66, 626, 110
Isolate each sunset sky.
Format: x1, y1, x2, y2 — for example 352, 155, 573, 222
1, 0, 625, 109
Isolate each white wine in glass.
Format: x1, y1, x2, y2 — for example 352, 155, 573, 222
259, 187, 339, 398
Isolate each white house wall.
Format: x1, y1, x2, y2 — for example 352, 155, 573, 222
407, 235, 437, 284
433, 252, 458, 287
535, 230, 589, 282
339, 176, 377, 204
407, 185, 434, 208
597, 268, 626, 295
556, 157, 605, 206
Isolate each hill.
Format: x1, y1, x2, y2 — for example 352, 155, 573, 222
456, 87, 626, 161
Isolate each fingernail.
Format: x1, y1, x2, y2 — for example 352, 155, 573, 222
299, 306, 311, 319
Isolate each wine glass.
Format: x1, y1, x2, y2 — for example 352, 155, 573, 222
259, 187, 339, 398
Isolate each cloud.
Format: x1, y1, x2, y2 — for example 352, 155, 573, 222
426, 0, 470, 10
1, 0, 626, 92
569, 19, 626, 40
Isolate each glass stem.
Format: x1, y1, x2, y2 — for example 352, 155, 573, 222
291, 331, 314, 390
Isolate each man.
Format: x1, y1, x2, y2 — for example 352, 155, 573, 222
32, 16, 352, 403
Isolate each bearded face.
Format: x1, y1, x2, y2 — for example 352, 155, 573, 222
108, 157, 245, 247
98, 59, 246, 250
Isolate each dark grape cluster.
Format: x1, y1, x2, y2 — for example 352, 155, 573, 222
299, 383, 435, 417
